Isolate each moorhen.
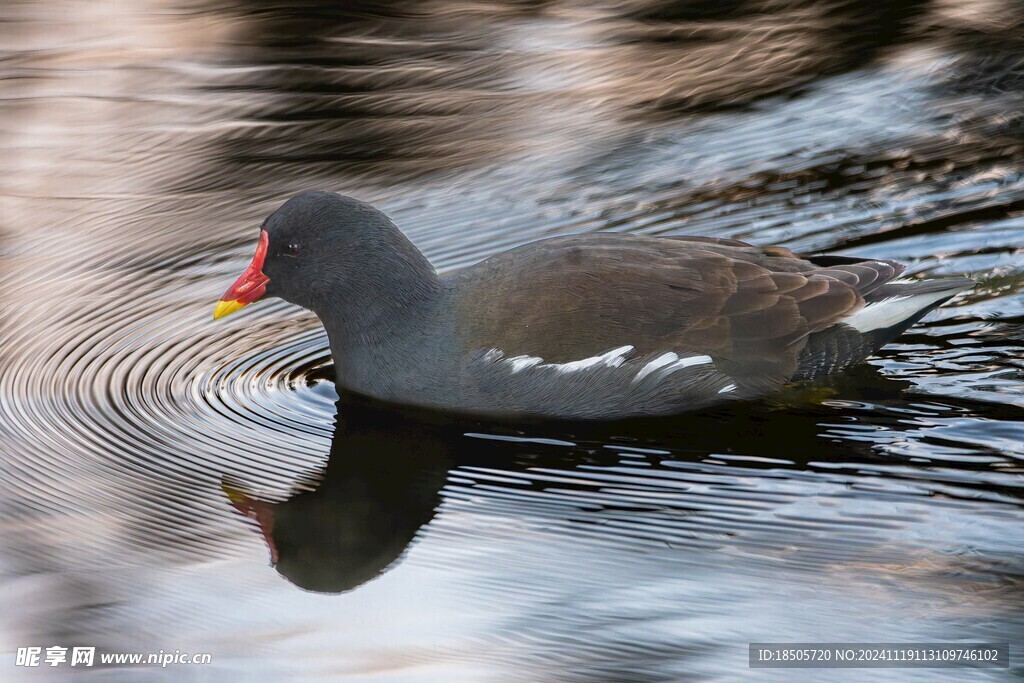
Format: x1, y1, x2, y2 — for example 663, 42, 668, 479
214, 192, 973, 419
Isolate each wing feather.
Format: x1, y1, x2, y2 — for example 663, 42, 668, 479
456, 234, 910, 395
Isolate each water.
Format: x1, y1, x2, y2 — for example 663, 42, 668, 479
1, 1, 1022, 680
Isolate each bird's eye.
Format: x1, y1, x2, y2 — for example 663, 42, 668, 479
285, 243, 301, 257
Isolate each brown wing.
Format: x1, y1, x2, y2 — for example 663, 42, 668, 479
453, 233, 901, 388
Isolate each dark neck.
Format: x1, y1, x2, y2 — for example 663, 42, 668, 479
315, 243, 443, 374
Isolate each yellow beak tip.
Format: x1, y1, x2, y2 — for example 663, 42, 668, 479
213, 299, 245, 320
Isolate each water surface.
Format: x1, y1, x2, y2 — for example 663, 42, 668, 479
1, 1, 1022, 680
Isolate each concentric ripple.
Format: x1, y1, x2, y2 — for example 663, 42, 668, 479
0, 261, 335, 563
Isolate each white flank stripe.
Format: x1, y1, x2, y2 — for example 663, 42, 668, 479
718, 383, 737, 394
551, 345, 634, 373
662, 354, 713, 375
506, 355, 543, 373
634, 352, 679, 382
634, 353, 713, 383
846, 290, 958, 333
490, 346, 636, 374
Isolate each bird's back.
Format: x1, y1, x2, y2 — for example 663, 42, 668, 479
430, 233, 971, 419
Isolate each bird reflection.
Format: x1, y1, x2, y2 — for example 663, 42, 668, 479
223, 404, 460, 593
222, 365, 922, 594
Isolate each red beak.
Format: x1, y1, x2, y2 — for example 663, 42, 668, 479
226, 492, 280, 565
214, 230, 270, 320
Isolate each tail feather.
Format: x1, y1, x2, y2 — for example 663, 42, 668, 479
865, 276, 976, 303
793, 276, 974, 381
846, 277, 975, 334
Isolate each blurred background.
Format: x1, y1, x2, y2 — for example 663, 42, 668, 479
1, 1, 1022, 681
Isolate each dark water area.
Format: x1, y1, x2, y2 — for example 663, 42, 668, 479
1, 1, 1023, 680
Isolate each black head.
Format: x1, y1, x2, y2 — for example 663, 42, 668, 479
214, 191, 437, 321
